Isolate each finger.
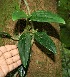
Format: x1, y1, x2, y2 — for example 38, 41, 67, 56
6, 57, 13, 65
3, 47, 19, 59
0, 46, 6, 53
6, 54, 20, 65
0, 67, 5, 77
10, 48, 19, 57
0, 56, 9, 76
5, 45, 17, 51
13, 60, 21, 70
8, 63, 14, 72
0, 45, 17, 54
3, 51, 11, 59
8, 60, 21, 72
0, 50, 2, 56
17, 60, 21, 66
12, 54, 20, 63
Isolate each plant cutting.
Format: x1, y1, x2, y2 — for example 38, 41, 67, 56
0, 0, 65, 77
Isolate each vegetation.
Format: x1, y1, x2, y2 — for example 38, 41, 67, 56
0, 0, 66, 77
58, 0, 70, 77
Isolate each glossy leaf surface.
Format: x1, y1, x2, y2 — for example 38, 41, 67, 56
30, 10, 65, 24
18, 65, 25, 77
0, 32, 12, 39
18, 33, 31, 67
12, 10, 27, 21
34, 32, 56, 53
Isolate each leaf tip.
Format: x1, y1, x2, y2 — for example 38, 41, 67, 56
63, 21, 66, 24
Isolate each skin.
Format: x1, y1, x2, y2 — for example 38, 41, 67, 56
0, 45, 21, 77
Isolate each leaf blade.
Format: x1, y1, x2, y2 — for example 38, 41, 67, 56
30, 10, 65, 24
12, 10, 27, 21
18, 33, 31, 67
34, 32, 56, 53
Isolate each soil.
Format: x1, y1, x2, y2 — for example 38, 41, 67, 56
0, 0, 62, 77
22, 0, 62, 77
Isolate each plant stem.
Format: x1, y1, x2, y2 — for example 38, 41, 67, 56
19, 0, 21, 8
23, 0, 35, 45
23, 0, 34, 30
24, 0, 30, 15
11, 37, 19, 41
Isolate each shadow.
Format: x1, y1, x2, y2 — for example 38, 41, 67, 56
33, 21, 60, 39
13, 21, 58, 62
6, 63, 30, 77
65, 47, 70, 50
6, 67, 18, 77
14, 20, 59, 39
35, 40, 55, 62
32, 21, 59, 62
14, 19, 26, 35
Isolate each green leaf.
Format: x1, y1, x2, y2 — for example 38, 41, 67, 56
30, 10, 65, 24
12, 10, 27, 21
18, 33, 31, 67
34, 32, 56, 53
18, 65, 25, 77
60, 27, 70, 47
0, 32, 12, 39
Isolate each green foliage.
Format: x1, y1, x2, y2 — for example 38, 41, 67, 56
58, 0, 70, 77
12, 10, 65, 24
12, 10, 28, 21
30, 10, 65, 24
11, 1, 65, 76
18, 65, 25, 77
60, 27, 70, 47
0, 0, 66, 76
35, 32, 56, 53
18, 33, 31, 67
58, 0, 70, 47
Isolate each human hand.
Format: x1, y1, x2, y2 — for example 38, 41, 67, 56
0, 45, 21, 77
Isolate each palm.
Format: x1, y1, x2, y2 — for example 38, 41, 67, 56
0, 45, 21, 77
